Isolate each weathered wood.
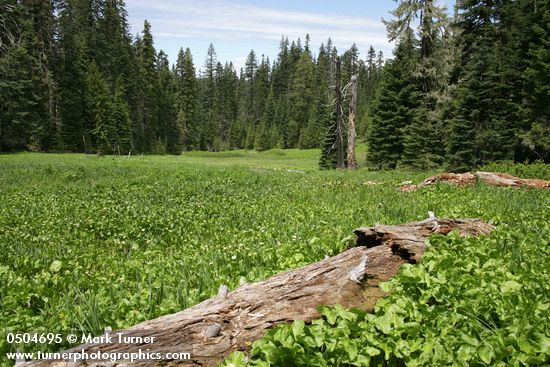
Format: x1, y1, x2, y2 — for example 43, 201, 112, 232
401, 171, 550, 192
475, 171, 550, 188
335, 57, 345, 169
354, 217, 494, 263
22, 218, 493, 367
347, 74, 358, 170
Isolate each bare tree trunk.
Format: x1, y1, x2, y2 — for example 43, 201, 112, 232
347, 74, 358, 170
335, 57, 345, 169
21, 218, 493, 367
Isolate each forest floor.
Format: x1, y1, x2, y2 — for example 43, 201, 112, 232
0, 149, 548, 366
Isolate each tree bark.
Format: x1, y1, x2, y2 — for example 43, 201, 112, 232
347, 74, 358, 170
21, 218, 493, 367
400, 171, 550, 192
335, 57, 345, 169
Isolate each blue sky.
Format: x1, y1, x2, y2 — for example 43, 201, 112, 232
125, 0, 455, 72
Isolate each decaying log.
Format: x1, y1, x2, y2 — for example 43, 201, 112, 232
22, 217, 493, 367
400, 171, 550, 192
354, 216, 493, 263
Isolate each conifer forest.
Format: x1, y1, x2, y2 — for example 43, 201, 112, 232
1, 0, 548, 170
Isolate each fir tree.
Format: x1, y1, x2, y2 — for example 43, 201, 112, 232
288, 50, 315, 147
199, 42, 218, 150
175, 48, 198, 150
447, 0, 522, 170
522, 0, 550, 161
110, 77, 132, 153
133, 20, 158, 152
85, 62, 112, 155
243, 49, 258, 122
368, 31, 419, 169
0, 3, 49, 151
156, 50, 178, 154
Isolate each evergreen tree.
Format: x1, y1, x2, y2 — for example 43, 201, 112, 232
384, 0, 448, 169
0, 2, 51, 151
357, 46, 382, 140
522, 0, 550, 161
214, 62, 238, 147
156, 50, 178, 154
319, 102, 338, 169
55, 0, 91, 151
174, 47, 198, 150
254, 56, 270, 122
199, 42, 218, 150
271, 37, 290, 100
24, 0, 60, 150
0, 23, 43, 150
133, 20, 158, 152
367, 31, 419, 169
289, 50, 315, 148
447, 0, 522, 170
85, 62, 112, 155
110, 77, 132, 153
243, 49, 258, 122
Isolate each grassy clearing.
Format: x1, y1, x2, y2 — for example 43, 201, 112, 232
0, 150, 548, 366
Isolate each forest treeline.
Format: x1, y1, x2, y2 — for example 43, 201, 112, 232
0, 0, 549, 171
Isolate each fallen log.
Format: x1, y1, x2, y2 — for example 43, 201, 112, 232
400, 171, 550, 192
21, 217, 493, 367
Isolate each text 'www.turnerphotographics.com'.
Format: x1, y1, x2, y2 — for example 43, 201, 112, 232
5, 331, 193, 363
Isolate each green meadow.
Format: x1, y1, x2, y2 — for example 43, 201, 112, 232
0, 150, 548, 366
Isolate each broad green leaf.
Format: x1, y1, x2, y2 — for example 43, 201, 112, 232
49, 260, 62, 273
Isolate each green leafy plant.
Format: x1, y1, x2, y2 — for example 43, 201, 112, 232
0, 152, 548, 367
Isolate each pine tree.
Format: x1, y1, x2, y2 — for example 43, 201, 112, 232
0, 2, 50, 151
400, 104, 444, 169
318, 41, 340, 168
199, 43, 218, 150
132, 20, 159, 152
288, 50, 315, 148
55, 0, 91, 151
243, 49, 258, 122
174, 47, 198, 150
110, 77, 132, 153
156, 50, 178, 154
447, 0, 522, 170
254, 121, 270, 151
357, 46, 382, 140
271, 37, 290, 100
244, 123, 255, 150
24, 0, 60, 150
254, 56, 270, 122
0, 27, 41, 150
522, 0, 550, 161
367, 31, 419, 169
214, 62, 238, 147
319, 102, 337, 169
384, 0, 448, 169
85, 62, 113, 155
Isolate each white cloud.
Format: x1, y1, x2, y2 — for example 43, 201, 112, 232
232, 56, 248, 73
126, 0, 393, 57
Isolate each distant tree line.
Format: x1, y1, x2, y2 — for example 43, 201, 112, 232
0, 0, 548, 171
0, 0, 382, 162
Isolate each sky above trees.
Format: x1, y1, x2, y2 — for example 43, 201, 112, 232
124, 0, 456, 70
